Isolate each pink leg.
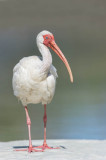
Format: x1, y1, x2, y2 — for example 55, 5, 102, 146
15, 106, 44, 152
43, 104, 47, 146
35, 104, 59, 150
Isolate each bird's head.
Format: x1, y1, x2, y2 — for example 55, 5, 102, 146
37, 30, 73, 83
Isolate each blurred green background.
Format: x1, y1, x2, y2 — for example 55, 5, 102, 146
0, 0, 106, 141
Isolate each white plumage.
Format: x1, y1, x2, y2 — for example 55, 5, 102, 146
13, 56, 57, 106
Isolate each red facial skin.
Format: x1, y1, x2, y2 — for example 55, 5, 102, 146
43, 34, 54, 47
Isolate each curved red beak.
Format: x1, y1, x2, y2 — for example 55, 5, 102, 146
49, 40, 73, 83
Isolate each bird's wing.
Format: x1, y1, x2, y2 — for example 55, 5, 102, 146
49, 65, 58, 78
37, 56, 58, 79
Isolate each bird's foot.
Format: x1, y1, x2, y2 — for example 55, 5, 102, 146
35, 143, 60, 150
15, 146, 44, 152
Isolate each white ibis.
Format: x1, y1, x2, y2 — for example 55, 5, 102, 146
12, 30, 73, 152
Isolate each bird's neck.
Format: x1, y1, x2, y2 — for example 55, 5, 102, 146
37, 43, 52, 74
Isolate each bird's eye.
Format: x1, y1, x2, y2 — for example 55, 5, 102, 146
45, 37, 48, 39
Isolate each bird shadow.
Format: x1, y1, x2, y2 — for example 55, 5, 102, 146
13, 145, 66, 149
13, 145, 37, 149
60, 145, 66, 149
